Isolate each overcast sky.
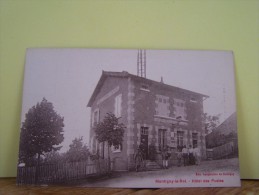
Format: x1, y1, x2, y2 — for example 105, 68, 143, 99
21, 48, 236, 152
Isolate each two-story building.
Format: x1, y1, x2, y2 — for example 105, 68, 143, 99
87, 71, 208, 171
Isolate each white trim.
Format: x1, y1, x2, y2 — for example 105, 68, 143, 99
140, 88, 150, 92
154, 114, 188, 122
190, 98, 197, 103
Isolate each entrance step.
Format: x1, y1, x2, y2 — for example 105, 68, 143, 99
145, 160, 161, 171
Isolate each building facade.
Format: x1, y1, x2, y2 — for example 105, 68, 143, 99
87, 71, 208, 171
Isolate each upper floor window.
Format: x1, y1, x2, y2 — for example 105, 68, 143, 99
114, 94, 122, 117
92, 109, 100, 126
173, 98, 186, 120
190, 97, 197, 103
140, 84, 150, 92
155, 95, 170, 117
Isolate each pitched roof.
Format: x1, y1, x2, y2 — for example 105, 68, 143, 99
208, 112, 237, 136
87, 71, 209, 107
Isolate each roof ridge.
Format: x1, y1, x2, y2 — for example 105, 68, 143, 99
87, 70, 209, 107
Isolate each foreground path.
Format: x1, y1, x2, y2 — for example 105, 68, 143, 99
1, 178, 258, 194
80, 158, 240, 188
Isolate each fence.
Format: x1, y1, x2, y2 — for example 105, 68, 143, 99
17, 159, 109, 185
212, 141, 235, 160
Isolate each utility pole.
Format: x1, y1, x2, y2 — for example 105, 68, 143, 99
137, 49, 146, 78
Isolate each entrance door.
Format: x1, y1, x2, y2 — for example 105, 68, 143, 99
140, 127, 149, 160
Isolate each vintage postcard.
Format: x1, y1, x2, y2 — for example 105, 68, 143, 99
17, 48, 240, 187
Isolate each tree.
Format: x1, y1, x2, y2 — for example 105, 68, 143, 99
65, 136, 90, 162
43, 150, 63, 164
19, 98, 64, 183
202, 113, 220, 134
94, 112, 125, 170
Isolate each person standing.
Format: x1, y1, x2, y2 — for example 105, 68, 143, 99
134, 147, 143, 172
194, 146, 201, 165
165, 147, 170, 169
182, 145, 188, 166
189, 145, 194, 165
177, 146, 182, 167
161, 146, 170, 169
161, 147, 166, 169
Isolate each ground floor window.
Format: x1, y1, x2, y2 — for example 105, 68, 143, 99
158, 129, 167, 151
177, 131, 184, 148
100, 142, 105, 158
112, 144, 122, 153
192, 133, 198, 148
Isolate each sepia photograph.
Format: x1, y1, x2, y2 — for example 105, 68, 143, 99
17, 48, 240, 187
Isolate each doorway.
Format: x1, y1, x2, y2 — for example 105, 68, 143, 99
140, 127, 149, 160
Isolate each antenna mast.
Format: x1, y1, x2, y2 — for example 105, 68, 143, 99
137, 49, 146, 78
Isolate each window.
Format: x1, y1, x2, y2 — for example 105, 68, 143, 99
94, 111, 99, 123
155, 95, 170, 117
170, 130, 175, 145
90, 137, 94, 151
141, 127, 149, 135
112, 144, 122, 153
114, 144, 122, 150
173, 98, 186, 120
140, 84, 150, 92
158, 129, 167, 151
95, 139, 98, 153
177, 131, 184, 148
114, 94, 122, 117
99, 142, 105, 158
192, 133, 198, 148
92, 109, 100, 126
190, 97, 197, 103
